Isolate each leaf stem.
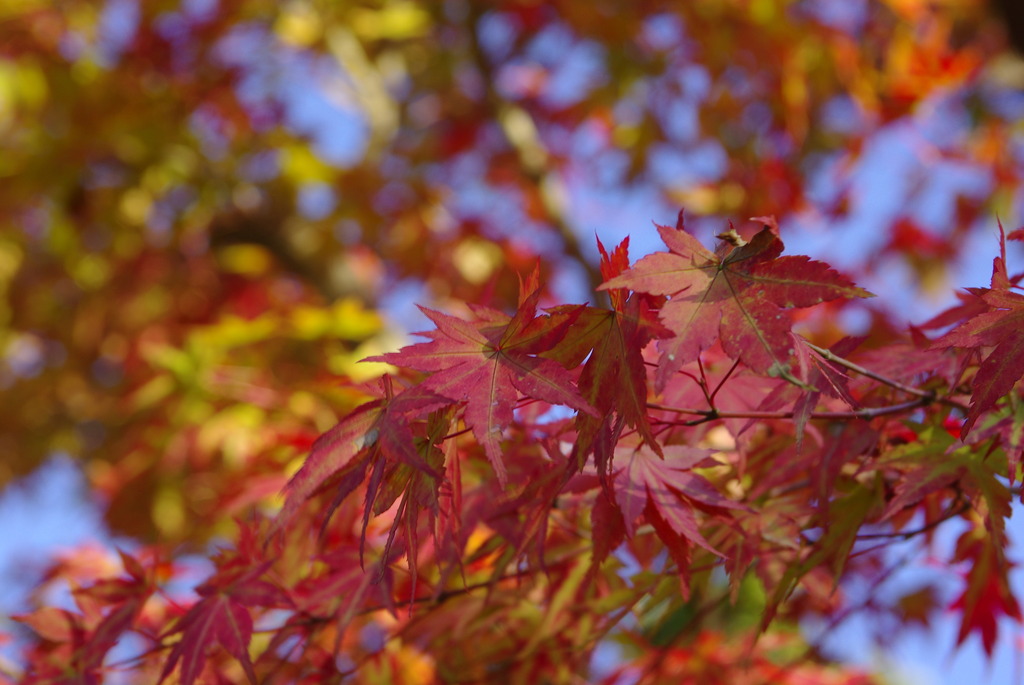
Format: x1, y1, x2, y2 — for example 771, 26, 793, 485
707, 358, 741, 407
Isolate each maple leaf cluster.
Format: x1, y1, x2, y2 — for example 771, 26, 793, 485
9, 216, 1024, 683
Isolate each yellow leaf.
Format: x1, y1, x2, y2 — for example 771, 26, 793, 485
281, 144, 336, 183
274, 1, 323, 47
351, 2, 431, 41
217, 244, 274, 276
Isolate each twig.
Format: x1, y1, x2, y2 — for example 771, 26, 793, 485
647, 396, 936, 426
854, 499, 971, 541
803, 341, 969, 412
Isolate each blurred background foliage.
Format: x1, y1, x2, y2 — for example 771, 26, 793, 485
1, 0, 1022, 546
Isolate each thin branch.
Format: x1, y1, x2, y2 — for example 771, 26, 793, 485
803, 341, 969, 412
647, 396, 936, 426
99, 642, 172, 672
442, 425, 472, 440
854, 500, 971, 541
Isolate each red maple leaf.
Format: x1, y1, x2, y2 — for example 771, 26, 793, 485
551, 237, 668, 471
160, 595, 257, 685
159, 560, 289, 685
612, 444, 744, 555
600, 217, 871, 387
756, 335, 862, 446
368, 285, 597, 484
14, 549, 154, 679
936, 289, 1024, 436
950, 541, 1022, 656
275, 379, 448, 560
933, 223, 1024, 436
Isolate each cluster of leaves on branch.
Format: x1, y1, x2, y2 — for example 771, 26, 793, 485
4, 0, 1024, 683
12, 215, 1024, 684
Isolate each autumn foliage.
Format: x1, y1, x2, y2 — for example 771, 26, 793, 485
3, 1, 1024, 684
